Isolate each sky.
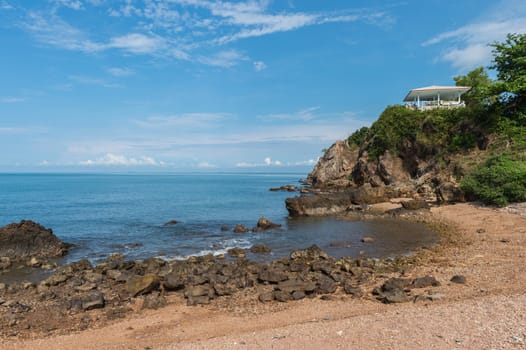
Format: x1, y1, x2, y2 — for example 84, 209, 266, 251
1, 0, 525, 172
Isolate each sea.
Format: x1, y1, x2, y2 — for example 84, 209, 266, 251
0, 173, 438, 265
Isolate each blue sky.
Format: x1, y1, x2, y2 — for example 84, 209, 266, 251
1, 0, 525, 172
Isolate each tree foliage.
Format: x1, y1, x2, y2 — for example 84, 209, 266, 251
454, 67, 494, 107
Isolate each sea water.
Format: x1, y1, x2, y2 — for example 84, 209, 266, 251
0, 173, 437, 264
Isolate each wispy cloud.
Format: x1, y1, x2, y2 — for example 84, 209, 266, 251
1, 0, 12, 10
15, 1, 389, 68
260, 107, 320, 121
79, 153, 165, 166
69, 75, 121, 88
0, 97, 25, 103
423, 0, 526, 70
134, 113, 230, 129
253, 60, 266, 71
107, 67, 135, 77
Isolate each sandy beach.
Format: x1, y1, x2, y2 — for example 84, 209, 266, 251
2, 202, 526, 350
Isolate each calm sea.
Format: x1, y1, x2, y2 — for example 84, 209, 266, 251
0, 173, 437, 264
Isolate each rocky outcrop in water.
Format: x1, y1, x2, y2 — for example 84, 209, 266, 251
0, 221, 69, 263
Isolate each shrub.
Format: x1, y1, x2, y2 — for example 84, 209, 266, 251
460, 154, 526, 206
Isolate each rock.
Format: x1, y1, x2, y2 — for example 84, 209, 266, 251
291, 291, 306, 300
163, 271, 186, 291
125, 274, 160, 297
187, 295, 210, 306
412, 276, 441, 288
329, 241, 353, 248
184, 285, 212, 298
382, 278, 412, 292
213, 281, 239, 296
276, 279, 316, 294
42, 272, 68, 286
0, 257, 11, 270
256, 217, 281, 231
105, 269, 123, 280
220, 226, 230, 232
436, 181, 465, 203
450, 275, 467, 284
233, 224, 249, 233
81, 292, 105, 310
142, 292, 166, 309
401, 200, 430, 210
286, 187, 398, 217
270, 185, 297, 192
164, 220, 178, 226
258, 268, 288, 283
315, 275, 337, 294
27, 257, 42, 267
250, 244, 272, 254
227, 248, 246, 259
343, 282, 363, 297
361, 237, 375, 243
0, 220, 69, 260
273, 290, 293, 302
258, 291, 274, 302
307, 140, 357, 187
290, 245, 329, 261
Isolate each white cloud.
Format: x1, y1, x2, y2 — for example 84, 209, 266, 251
253, 60, 266, 71
197, 49, 248, 67
53, 0, 83, 10
135, 113, 229, 129
69, 75, 121, 88
79, 153, 165, 166
1, 0, 12, 10
261, 106, 320, 121
107, 67, 135, 77
235, 162, 258, 168
196, 161, 216, 168
0, 97, 25, 103
423, 1, 526, 70
17, 2, 387, 68
107, 33, 164, 54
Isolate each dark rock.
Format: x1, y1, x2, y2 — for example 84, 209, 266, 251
250, 244, 272, 254
213, 281, 239, 296
0, 220, 69, 260
401, 200, 430, 210
105, 269, 123, 281
42, 272, 68, 286
125, 274, 160, 297
0, 257, 11, 270
377, 288, 411, 303
270, 185, 297, 192
315, 275, 337, 294
382, 278, 412, 292
256, 217, 282, 231
233, 224, 249, 233
436, 181, 465, 203
291, 291, 306, 300
343, 282, 363, 297
412, 276, 441, 288
273, 290, 292, 302
290, 245, 329, 261
163, 271, 186, 291
329, 241, 353, 248
258, 291, 274, 302
450, 275, 467, 284
258, 268, 288, 283
276, 279, 316, 294
81, 292, 105, 310
164, 220, 178, 226
227, 247, 246, 259
142, 292, 166, 309
220, 226, 230, 232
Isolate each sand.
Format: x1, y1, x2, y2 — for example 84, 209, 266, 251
2, 202, 526, 350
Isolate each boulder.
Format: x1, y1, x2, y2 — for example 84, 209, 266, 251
81, 292, 105, 311
233, 224, 249, 233
164, 220, 178, 226
142, 292, 166, 309
0, 220, 69, 260
250, 244, 272, 254
125, 274, 160, 297
0, 257, 11, 270
401, 200, 430, 210
269, 185, 297, 192
255, 217, 281, 231
436, 181, 465, 203
412, 276, 440, 288
450, 275, 467, 284
258, 268, 288, 283
227, 248, 246, 259
290, 245, 329, 261
163, 271, 186, 291
276, 279, 316, 294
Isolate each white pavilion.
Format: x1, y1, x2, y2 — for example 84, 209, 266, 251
403, 85, 471, 110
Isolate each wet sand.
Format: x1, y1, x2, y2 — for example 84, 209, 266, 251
2, 202, 526, 350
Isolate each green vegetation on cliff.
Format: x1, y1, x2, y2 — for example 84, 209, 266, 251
347, 33, 526, 206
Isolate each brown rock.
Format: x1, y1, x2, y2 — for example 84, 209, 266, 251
125, 274, 160, 297
233, 224, 249, 233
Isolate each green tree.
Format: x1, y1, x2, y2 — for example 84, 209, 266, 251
453, 67, 494, 106
490, 33, 526, 120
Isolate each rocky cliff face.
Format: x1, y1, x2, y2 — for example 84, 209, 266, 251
289, 139, 465, 216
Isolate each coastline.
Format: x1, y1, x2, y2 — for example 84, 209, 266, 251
2, 202, 525, 349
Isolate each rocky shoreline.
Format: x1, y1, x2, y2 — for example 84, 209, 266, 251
0, 206, 449, 338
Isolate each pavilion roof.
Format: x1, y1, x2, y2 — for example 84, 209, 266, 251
403, 85, 471, 102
